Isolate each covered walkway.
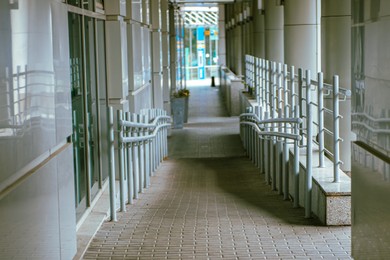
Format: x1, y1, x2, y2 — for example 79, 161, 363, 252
82, 85, 351, 259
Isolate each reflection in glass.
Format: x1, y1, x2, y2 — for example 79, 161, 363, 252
68, 13, 86, 214
84, 15, 100, 200
96, 20, 109, 182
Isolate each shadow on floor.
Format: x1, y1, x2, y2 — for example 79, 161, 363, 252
177, 157, 323, 226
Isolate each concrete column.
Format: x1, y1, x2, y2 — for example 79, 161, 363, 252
234, 6, 243, 75
169, 4, 177, 93
161, 0, 171, 113
218, 4, 226, 66
150, 0, 163, 109
264, 0, 284, 63
322, 0, 353, 172
284, 0, 320, 76
253, 1, 265, 58
105, 0, 129, 112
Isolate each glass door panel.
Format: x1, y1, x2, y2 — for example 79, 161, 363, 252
96, 19, 109, 182
68, 12, 86, 219
83, 16, 100, 201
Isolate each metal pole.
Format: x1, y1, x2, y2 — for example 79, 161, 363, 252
254, 106, 259, 166
138, 114, 145, 192
277, 109, 283, 195
107, 107, 117, 221
266, 61, 270, 113
298, 68, 304, 146
264, 111, 270, 185
117, 110, 126, 212
277, 63, 282, 113
333, 75, 340, 183
305, 70, 312, 218
318, 72, 325, 168
144, 114, 150, 188
259, 107, 264, 173
271, 62, 276, 121
132, 114, 139, 199
271, 62, 277, 191
290, 66, 295, 116
283, 106, 289, 201
125, 112, 134, 204
293, 105, 300, 208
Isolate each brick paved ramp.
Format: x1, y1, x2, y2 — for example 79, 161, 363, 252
83, 157, 351, 259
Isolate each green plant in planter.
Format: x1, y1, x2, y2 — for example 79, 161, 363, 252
173, 88, 190, 98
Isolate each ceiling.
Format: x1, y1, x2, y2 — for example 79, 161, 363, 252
172, 0, 235, 6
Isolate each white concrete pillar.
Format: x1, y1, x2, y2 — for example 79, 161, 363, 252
234, 10, 243, 75
284, 0, 320, 76
253, 1, 265, 59
161, 0, 171, 113
151, 0, 163, 109
218, 4, 227, 66
169, 4, 177, 92
264, 0, 284, 63
322, 0, 353, 172
105, 0, 129, 112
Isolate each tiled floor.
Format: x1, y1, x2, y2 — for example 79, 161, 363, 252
83, 85, 351, 259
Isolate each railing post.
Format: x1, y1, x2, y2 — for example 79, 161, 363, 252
290, 66, 295, 117
160, 111, 164, 163
264, 112, 270, 185
254, 106, 259, 166
145, 114, 151, 188
305, 70, 313, 218
266, 60, 270, 113
293, 105, 300, 208
117, 110, 126, 212
131, 114, 140, 198
283, 106, 289, 201
298, 68, 304, 146
277, 108, 283, 195
258, 106, 263, 170
277, 63, 282, 113
333, 75, 340, 183
262, 59, 266, 107
107, 106, 117, 221
283, 63, 289, 200
271, 62, 277, 191
318, 72, 325, 168
256, 58, 260, 104
271, 62, 277, 121
125, 112, 134, 204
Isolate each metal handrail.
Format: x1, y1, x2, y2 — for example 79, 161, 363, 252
107, 107, 171, 221
120, 115, 171, 128
121, 123, 172, 143
243, 54, 351, 218
240, 121, 301, 141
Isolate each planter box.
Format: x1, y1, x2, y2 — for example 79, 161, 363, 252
171, 97, 185, 129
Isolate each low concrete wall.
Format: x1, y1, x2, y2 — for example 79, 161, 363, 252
240, 93, 351, 226
288, 146, 351, 225
220, 66, 244, 116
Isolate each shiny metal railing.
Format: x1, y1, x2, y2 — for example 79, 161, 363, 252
240, 107, 302, 208
243, 54, 351, 218
107, 107, 171, 221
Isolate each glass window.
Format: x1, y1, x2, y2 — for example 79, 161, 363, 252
67, 0, 81, 8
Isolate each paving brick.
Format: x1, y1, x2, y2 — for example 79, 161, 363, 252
82, 86, 351, 260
